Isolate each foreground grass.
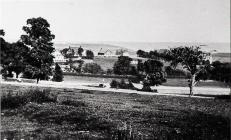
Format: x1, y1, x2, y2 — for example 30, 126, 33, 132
1, 84, 231, 139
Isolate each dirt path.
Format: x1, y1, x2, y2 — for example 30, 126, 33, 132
1, 80, 230, 98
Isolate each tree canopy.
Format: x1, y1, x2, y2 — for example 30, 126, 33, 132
142, 59, 166, 87
61, 47, 75, 58
86, 50, 94, 59
0, 29, 5, 36
78, 46, 84, 56
113, 56, 132, 75
166, 46, 210, 95
21, 17, 55, 82
1, 30, 30, 78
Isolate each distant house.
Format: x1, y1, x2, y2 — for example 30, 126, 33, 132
53, 50, 67, 63
97, 48, 113, 57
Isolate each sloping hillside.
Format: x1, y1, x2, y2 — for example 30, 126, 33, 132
212, 53, 230, 63
54, 43, 136, 56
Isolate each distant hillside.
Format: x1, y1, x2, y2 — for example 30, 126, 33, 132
54, 43, 136, 56
54, 42, 230, 62
106, 42, 230, 53
212, 53, 230, 63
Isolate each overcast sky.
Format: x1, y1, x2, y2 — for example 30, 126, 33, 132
0, 0, 230, 43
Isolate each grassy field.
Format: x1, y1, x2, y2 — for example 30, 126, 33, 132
93, 56, 118, 71
1, 83, 231, 139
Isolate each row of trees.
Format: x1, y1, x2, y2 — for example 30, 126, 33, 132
115, 46, 223, 96
1, 17, 63, 83
60, 47, 94, 72
61, 47, 94, 59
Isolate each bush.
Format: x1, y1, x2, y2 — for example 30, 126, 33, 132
99, 84, 105, 88
1, 91, 28, 109
118, 79, 127, 89
110, 80, 119, 88
141, 85, 153, 92
127, 80, 135, 89
24, 89, 57, 103
106, 69, 113, 75
1, 89, 57, 109
110, 79, 136, 90
52, 63, 63, 82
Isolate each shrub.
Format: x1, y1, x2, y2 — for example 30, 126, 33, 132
99, 84, 105, 88
139, 80, 157, 92
52, 63, 63, 82
106, 69, 113, 75
118, 79, 127, 89
140, 85, 153, 92
1, 91, 28, 109
24, 89, 56, 103
110, 79, 119, 88
110, 79, 137, 90
127, 80, 135, 89
1, 89, 57, 109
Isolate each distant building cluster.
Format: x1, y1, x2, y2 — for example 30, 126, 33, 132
53, 51, 68, 63
53, 47, 132, 72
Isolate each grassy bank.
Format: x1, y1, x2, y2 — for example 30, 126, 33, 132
1, 84, 231, 139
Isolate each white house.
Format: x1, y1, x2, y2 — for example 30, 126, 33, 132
53, 50, 67, 63
97, 48, 114, 57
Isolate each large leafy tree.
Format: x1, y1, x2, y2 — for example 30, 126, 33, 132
166, 46, 210, 96
7, 42, 29, 78
0, 29, 11, 77
0, 30, 29, 78
86, 50, 94, 59
78, 46, 84, 57
142, 59, 166, 89
209, 61, 231, 84
61, 47, 75, 58
137, 50, 147, 57
113, 56, 132, 75
21, 17, 55, 83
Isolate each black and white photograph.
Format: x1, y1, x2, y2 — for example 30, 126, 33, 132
0, 0, 230, 139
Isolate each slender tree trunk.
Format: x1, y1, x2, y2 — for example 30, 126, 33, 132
189, 74, 196, 96
37, 77, 39, 84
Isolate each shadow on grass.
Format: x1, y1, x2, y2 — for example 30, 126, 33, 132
195, 94, 231, 100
